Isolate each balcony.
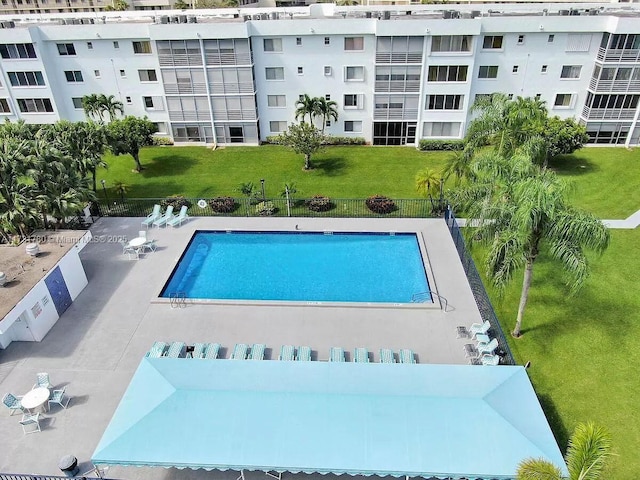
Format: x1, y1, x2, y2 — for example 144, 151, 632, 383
374, 80, 421, 93
375, 52, 423, 64
164, 83, 208, 95
209, 82, 255, 95
589, 77, 640, 93
373, 108, 418, 120
581, 106, 636, 120
168, 110, 210, 121
212, 109, 257, 121
596, 47, 640, 63
205, 52, 252, 66
158, 54, 203, 67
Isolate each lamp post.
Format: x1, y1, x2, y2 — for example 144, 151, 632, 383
101, 179, 109, 204
260, 179, 266, 202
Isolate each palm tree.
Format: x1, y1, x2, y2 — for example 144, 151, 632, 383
317, 97, 338, 134
82, 94, 103, 122
517, 422, 613, 480
295, 94, 321, 125
442, 150, 473, 185
98, 94, 124, 122
415, 168, 442, 198
453, 150, 609, 337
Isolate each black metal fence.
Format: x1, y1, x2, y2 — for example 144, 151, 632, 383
444, 207, 515, 365
96, 197, 443, 219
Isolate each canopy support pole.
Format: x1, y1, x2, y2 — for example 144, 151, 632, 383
236, 470, 245, 480
266, 472, 282, 480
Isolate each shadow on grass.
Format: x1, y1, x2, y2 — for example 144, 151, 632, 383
313, 156, 347, 177
538, 393, 570, 452
548, 154, 600, 176
139, 155, 200, 178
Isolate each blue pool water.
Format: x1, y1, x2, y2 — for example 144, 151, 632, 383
161, 231, 431, 303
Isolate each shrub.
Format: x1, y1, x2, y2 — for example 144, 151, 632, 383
208, 196, 237, 213
418, 139, 465, 151
305, 195, 334, 212
323, 136, 367, 146
161, 195, 192, 210
366, 195, 397, 214
152, 136, 174, 146
255, 201, 276, 216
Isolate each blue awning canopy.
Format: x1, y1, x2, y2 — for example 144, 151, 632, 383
92, 358, 567, 479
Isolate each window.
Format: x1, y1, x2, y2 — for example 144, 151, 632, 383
512, 65, 519, 73
325, 120, 331, 127
133, 40, 151, 54
299, 94, 304, 102
345, 66, 365, 81
541, 65, 548, 74
87, 41, 93, 49
554, 93, 573, 107
482, 36, 503, 49
269, 121, 287, 133
138, 69, 157, 82
423, 122, 461, 137
535, 93, 542, 100
344, 94, 363, 109
72, 97, 83, 109
324, 37, 330, 45
64, 70, 83, 82
427, 65, 468, 82
120, 69, 126, 78
561, 65, 582, 79
297, 67, 303, 75
517, 35, 525, 45
478, 66, 499, 79
548, 34, 555, 43
267, 95, 286, 107
0, 99, 11, 113
265, 67, 284, 80
155, 122, 167, 134
325, 94, 331, 100
8, 71, 45, 87
263, 38, 283, 52
324, 66, 332, 76
17, 98, 53, 113
508, 93, 514, 100
0, 43, 37, 59
296, 37, 302, 46
426, 94, 463, 110
113, 41, 119, 49
126, 96, 132, 104
431, 35, 471, 53
94, 70, 101, 78
344, 36, 364, 51
344, 120, 362, 133
56, 43, 76, 55
143, 96, 155, 109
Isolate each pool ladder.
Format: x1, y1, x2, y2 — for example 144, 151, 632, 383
411, 291, 449, 312
170, 292, 186, 309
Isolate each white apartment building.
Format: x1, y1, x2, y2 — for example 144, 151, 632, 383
1, 2, 639, 146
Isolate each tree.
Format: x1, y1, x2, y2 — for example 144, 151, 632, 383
295, 94, 321, 125
106, 116, 158, 172
317, 97, 339, 134
272, 123, 326, 170
98, 94, 124, 122
442, 151, 473, 185
415, 168, 442, 197
517, 422, 613, 480
82, 94, 102, 121
173, 0, 190, 8
538, 116, 590, 167
105, 0, 128, 10
452, 150, 609, 337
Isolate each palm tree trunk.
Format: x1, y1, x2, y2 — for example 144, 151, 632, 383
91, 168, 97, 192
513, 257, 534, 337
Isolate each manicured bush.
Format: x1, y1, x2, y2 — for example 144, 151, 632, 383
151, 136, 174, 146
323, 136, 367, 146
365, 195, 397, 214
418, 139, 465, 151
161, 195, 192, 210
255, 201, 276, 216
208, 196, 237, 213
305, 195, 334, 212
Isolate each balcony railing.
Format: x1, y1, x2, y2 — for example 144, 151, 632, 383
373, 107, 418, 120
374, 80, 421, 92
212, 109, 257, 121
204, 52, 252, 66
158, 54, 203, 67
209, 81, 255, 95
596, 47, 640, 63
163, 83, 208, 95
375, 52, 423, 64
581, 105, 637, 120
589, 77, 640, 92
168, 110, 210, 121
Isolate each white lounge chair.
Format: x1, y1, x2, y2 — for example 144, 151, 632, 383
167, 205, 189, 228
478, 338, 499, 356
329, 347, 345, 362
379, 348, 395, 364
296, 346, 311, 361
152, 205, 174, 228
141, 204, 161, 228
469, 320, 491, 338
399, 349, 416, 364
279, 345, 295, 361
354, 348, 369, 363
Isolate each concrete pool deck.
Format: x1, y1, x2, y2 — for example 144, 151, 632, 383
0, 216, 485, 479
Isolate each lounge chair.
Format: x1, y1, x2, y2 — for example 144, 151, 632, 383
166, 342, 186, 358
481, 354, 500, 366
354, 348, 369, 363
296, 346, 311, 361
329, 347, 345, 362
146, 341, 167, 358
478, 338, 499, 356
20, 413, 41, 434
379, 348, 395, 364
48, 387, 70, 410
249, 343, 266, 360
469, 320, 491, 338
33, 372, 52, 390
167, 205, 189, 228
141, 204, 161, 228
399, 349, 416, 364
190, 343, 207, 359
463, 343, 479, 360
279, 345, 295, 361
204, 343, 220, 359
152, 205, 174, 228
231, 343, 249, 360
2, 393, 25, 416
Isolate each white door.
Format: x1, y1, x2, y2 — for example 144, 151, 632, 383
11, 311, 36, 342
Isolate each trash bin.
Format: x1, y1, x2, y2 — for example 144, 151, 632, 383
59, 455, 79, 477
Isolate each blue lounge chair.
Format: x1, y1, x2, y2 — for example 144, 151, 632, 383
296, 346, 311, 361
191, 343, 207, 359
166, 342, 186, 358
279, 345, 295, 361
231, 343, 249, 360
249, 343, 265, 360
167, 205, 189, 228
204, 343, 220, 359
354, 348, 369, 363
399, 349, 416, 364
329, 347, 345, 362
152, 205, 174, 228
481, 354, 500, 366
141, 204, 161, 228
379, 348, 395, 364
478, 338, 499, 356
469, 320, 491, 338
146, 341, 167, 358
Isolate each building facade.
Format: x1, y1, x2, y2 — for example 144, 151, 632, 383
1, 2, 639, 146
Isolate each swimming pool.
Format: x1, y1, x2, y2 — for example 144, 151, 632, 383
160, 231, 431, 304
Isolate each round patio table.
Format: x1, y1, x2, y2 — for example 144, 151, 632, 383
128, 237, 146, 248
22, 387, 50, 413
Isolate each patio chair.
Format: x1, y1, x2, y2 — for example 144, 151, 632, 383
190, 343, 207, 359
478, 338, 499, 356
463, 343, 479, 360
120, 241, 138, 260
279, 345, 295, 361
354, 348, 369, 363
249, 344, 266, 360
152, 205, 174, 228
3, 393, 25, 416
296, 346, 311, 361
231, 343, 249, 360
48, 387, 70, 410
204, 343, 221, 359
481, 354, 500, 366
33, 372, 52, 390
140, 239, 157, 254
141, 204, 161, 228
166, 342, 186, 358
329, 347, 345, 362
167, 205, 189, 228
399, 349, 416, 364
469, 320, 491, 338
20, 413, 41, 434
379, 348, 396, 364
146, 341, 168, 358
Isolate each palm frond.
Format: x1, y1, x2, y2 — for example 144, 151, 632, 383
516, 458, 563, 480
566, 422, 613, 480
